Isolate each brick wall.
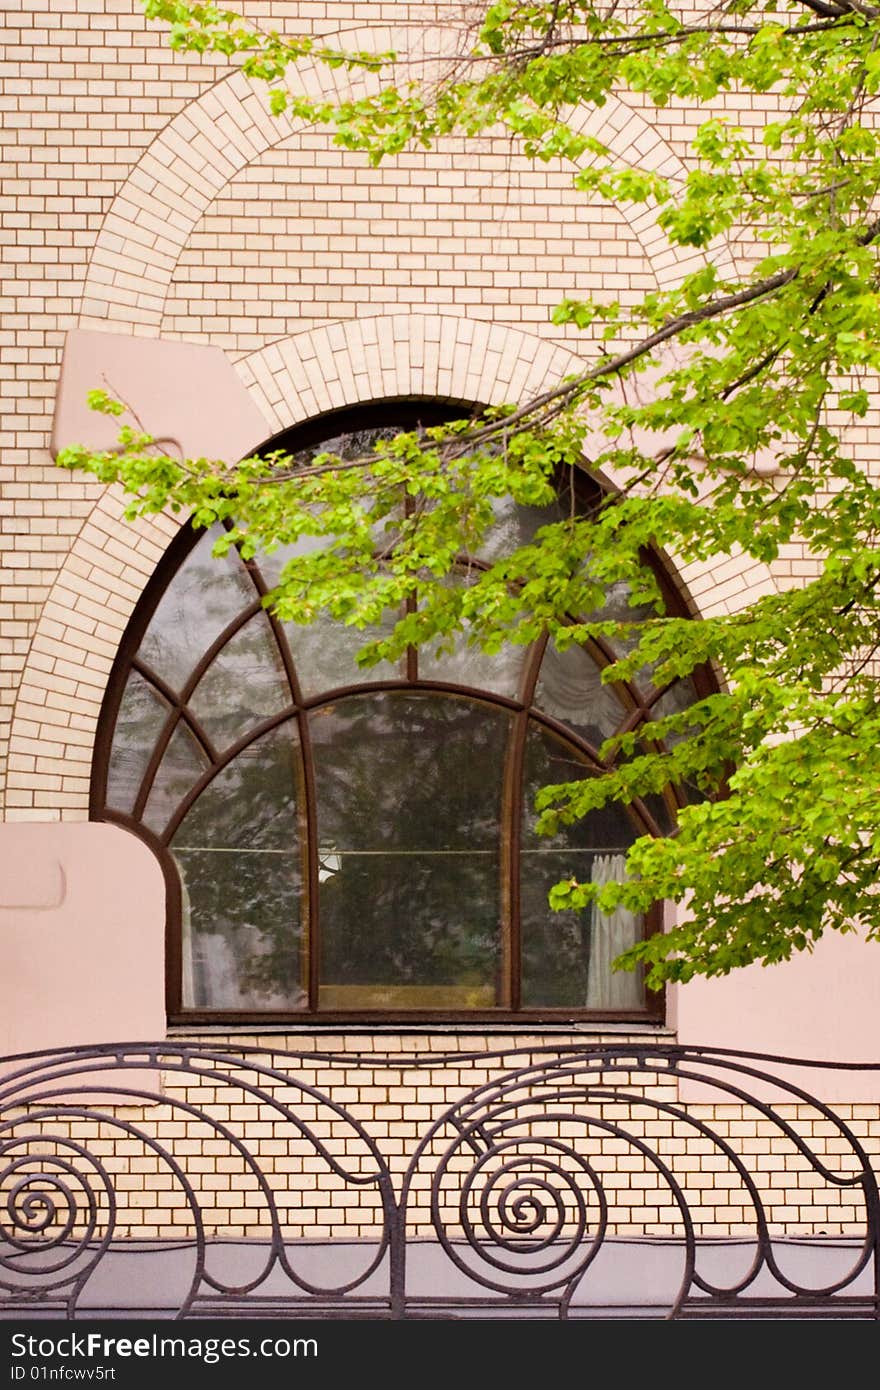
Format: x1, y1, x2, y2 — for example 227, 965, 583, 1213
5, 1039, 878, 1243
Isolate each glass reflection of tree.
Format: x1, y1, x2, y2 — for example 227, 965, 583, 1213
98, 415, 709, 1018
171, 722, 306, 1011
138, 529, 256, 693
311, 692, 509, 1008
107, 671, 170, 814
520, 724, 640, 1009
188, 613, 290, 752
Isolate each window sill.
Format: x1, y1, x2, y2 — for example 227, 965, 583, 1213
165, 1020, 676, 1038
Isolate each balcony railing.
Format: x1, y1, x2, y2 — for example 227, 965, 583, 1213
1, 1042, 878, 1319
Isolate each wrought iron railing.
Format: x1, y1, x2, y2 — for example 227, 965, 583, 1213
1, 1043, 878, 1319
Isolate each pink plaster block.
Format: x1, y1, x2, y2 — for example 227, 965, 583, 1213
0, 822, 166, 1095
675, 927, 880, 1102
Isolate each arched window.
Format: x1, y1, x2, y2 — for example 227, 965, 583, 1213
92, 401, 710, 1023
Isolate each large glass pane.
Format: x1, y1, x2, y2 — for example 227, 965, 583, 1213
311, 692, 509, 1009
647, 675, 709, 810
476, 493, 570, 564
283, 609, 403, 699
418, 572, 530, 698
259, 502, 405, 698
650, 676, 701, 745
171, 722, 305, 1010
533, 637, 629, 750
520, 722, 645, 1010
254, 424, 408, 593
583, 579, 660, 696
605, 728, 679, 835
188, 613, 292, 750
255, 508, 400, 598
105, 670, 169, 814
477, 501, 664, 698
137, 526, 257, 693
141, 721, 210, 836
251, 534, 330, 593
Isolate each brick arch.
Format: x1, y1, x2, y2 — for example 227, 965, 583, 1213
235, 313, 589, 435
9, 315, 770, 814
78, 25, 735, 337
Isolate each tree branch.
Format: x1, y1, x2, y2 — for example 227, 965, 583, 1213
230, 217, 880, 489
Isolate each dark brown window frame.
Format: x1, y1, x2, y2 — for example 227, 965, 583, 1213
90, 397, 715, 1027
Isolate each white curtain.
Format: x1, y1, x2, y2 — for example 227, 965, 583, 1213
180, 876, 195, 1007
535, 638, 622, 736
585, 853, 643, 1009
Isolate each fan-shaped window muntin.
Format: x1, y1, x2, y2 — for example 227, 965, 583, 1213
93, 402, 709, 1022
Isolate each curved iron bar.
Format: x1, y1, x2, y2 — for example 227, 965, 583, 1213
408, 1050, 875, 1198
653, 1056, 878, 1301
427, 1080, 872, 1304
649, 1063, 877, 1300
1, 1048, 397, 1308
535, 1052, 879, 1298
7, 1037, 880, 1083
448, 1136, 607, 1278
400, 1050, 880, 1313
8, 1091, 393, 1303
424, 1108, 698, 1319
1, 1108, 204, 1319
6, 1085, 300, 1304
470, 1066, 875, 1297
1, 1147, 105, 1277
2, 1045, 391, 1186
436, 1082, 770, 1301
543, 1086, 787, 1301
427, 1049, 876, 1200
2, 1041, 879, 1318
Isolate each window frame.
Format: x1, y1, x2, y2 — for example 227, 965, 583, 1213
91, 397, 714, 1028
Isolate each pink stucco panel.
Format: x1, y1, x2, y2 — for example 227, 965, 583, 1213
50, 328, 270, 465
675, 927, 880, 1101
0, 822, 165, 1061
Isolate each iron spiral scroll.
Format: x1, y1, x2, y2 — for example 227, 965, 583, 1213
0, 1044, 397, 1318
0, 1132, 119, 1295
399, 1046, 880, 1318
